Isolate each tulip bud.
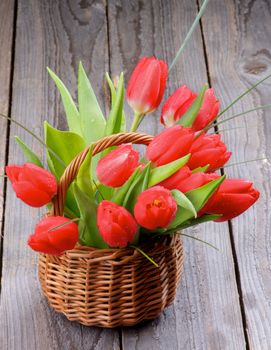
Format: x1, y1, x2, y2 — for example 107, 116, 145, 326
188, 133, 231, 172
160, 167, 219, 193
146, 125, 195, 166
199, 179, 260, 221
160, 85, 197, 127
134, 186, 177, 230
97, 144, 140, 187
159, 165, 192, 190
97, 200, 138, 248
28, 216, 79, 255
6, 163, 57, 207
160, 87, 219, 132
192, 88, 220, 131
127, 57, 168, 115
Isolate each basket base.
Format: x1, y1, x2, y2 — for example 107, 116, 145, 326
39, 235, 184, 328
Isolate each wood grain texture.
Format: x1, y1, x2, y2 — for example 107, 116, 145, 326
0, 1, 119, 349
201, 1, 271, 349
0, 0, 15, 280
107, 1, 246, 348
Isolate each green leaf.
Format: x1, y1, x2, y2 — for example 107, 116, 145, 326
171, 189, 197, 218
106, 73, 126, 132
177, 84, 207, 127
95, 183, 114, 202
123, 163, 151, 212
76, 145, 94, 195
73, 183, 107, 248
168, 175, 225, 229
111, 167, 141, 205
178, 214, 222, 229
148, 154, 190, 188
104, 72, 124, 136
78, 62, 106, 143
47, 67, 82, 136
15, 136, 43, 167
44, 121, 86, 179
186, 175, 226, 211
105, 72, 116, 107
192, 164, 209, 173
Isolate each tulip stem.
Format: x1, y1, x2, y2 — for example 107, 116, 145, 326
130, 112, 144, 132
168, 0, 209, 72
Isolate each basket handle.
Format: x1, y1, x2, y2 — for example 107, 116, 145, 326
51, 132, 154, 216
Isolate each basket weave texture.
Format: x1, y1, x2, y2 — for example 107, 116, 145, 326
38, 132, 185, 327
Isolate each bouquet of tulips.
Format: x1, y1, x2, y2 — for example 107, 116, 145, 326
5, 57, 260, 259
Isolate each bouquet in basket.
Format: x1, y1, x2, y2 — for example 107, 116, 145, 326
6, 57, 260, 259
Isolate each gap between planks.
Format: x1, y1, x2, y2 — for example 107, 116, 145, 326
0, 0, 18, 295
197, 0, 250, 348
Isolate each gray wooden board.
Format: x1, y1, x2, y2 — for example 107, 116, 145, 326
108, 1, 246, 349
2, 0, 270, 349
0, 0, 15, 282
202, 0, 271, 349
0, 0, 119, 349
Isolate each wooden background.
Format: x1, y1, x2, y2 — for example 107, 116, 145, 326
0, 0, 270, 349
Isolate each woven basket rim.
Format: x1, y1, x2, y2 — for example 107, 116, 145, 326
51, 132, 154, 216
41, 234, 179, 264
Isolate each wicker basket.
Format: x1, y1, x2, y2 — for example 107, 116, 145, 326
38, 132, 184, 327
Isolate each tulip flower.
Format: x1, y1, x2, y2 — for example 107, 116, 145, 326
159, 165, 192, 190
199, 179, 260, 221
97, 144, 140, 187
160, 85, 197, 127
127, 57, 168, 131
192, 88, 219, 131
28, 216, 79, 255
134, 186, 177, 230
6, 163, 57, 207
160, 167, 219, 193
160, 87, 219, 131
187, 133, 231, 172
97, 200, 138, 248
146, 125, 195, 166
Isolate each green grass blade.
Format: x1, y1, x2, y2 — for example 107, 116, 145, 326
169, 0, 209, 72
180, 232, 219, 250
0, 113, 65, 168
130, 245, 159, 267
218, 73, 271, 118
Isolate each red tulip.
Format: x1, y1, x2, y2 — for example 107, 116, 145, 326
146, 125, 195, 166
199, 179, 260, 221
160, 87, 219, 131
160, 167, 219, 193
97, 144, 140, 187
134, 186, 177, 230
159, 165, 192, 190
192, 88, 219, 131
97, 200, 138, 248
6, 163, 57, 207
187, 133, 231, 172
28, 216, 79, 255
160, 85, 197, 127
127, 57, 168, 114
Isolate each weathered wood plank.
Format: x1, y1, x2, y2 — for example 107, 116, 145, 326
0, 0, 15, 282
201, 1, 271, 349
108, 1, 247, 349
0, 1, 119, 349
